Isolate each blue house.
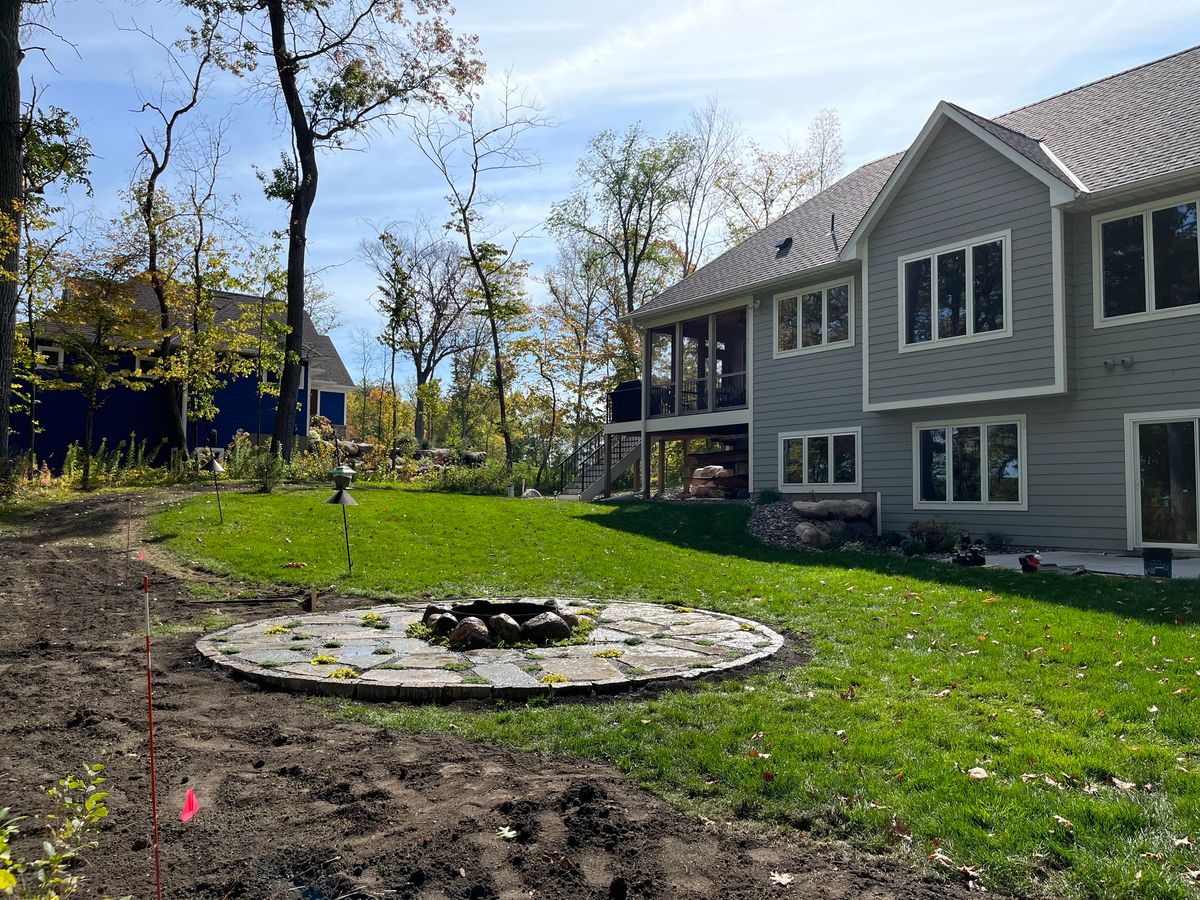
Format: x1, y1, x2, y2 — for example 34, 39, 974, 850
13, 286, 355, 469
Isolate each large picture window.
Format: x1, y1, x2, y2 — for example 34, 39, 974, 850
775, 281, 853, 356
899, 231, 1011, 349
1095, 196, 1200, 324
779, 428, 861, 492
913, 416, 1025, 508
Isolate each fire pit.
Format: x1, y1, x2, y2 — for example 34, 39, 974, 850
197, 598, 787, 702
418, 598, 584, 649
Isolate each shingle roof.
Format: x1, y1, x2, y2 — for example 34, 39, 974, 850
633, 152, 902, 317
995, 45, 1200, 193
634, 44, 1200, 319
945, 103, 1079, 188
129, 281, 355, 388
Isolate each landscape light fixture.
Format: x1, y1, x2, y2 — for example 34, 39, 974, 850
326, 464, 358, 575
203, 455, 225, 524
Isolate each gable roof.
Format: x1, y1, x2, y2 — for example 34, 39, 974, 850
128, 281, 355, 389
631, 152, 901, 319
633, 44, 1200, 321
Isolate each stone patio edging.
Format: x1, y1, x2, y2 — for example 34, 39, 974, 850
196, 597, 787, 702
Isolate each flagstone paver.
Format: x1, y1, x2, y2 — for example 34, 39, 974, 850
197, 597, 786, 701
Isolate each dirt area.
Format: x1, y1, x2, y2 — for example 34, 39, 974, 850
0, 490, 974, 899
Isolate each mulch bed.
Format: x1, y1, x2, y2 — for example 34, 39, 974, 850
0, 491, 972, 899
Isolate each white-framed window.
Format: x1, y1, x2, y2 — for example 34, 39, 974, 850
34, 342, 63, 370
774, 279, 854, 357
912, 415, 1026, 509
1093, 193, 1200, 327
898, 230, 1012, 350
779, 427, 861, 492
1123, 410, 1199, 550
134, 354, 159, 377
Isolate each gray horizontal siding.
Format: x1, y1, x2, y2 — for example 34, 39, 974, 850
866, 120, 1057, 404
747, 155, 1200, 550
750, 267, 864, 494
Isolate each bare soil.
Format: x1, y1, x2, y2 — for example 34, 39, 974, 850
0, 490, 974, 899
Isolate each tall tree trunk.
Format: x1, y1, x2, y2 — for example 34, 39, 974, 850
388, 344, 397, 448
266, 0, 316, 461
0, 0, 22, 482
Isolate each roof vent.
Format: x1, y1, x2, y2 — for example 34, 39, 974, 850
774, 237, 792, 258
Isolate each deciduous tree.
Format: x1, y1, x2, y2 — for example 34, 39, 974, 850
361, 222, 474, 447
410, 80, 543, 469
186, 0, 483, 460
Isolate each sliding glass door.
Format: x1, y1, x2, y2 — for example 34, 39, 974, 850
1133, 415, 1199, 548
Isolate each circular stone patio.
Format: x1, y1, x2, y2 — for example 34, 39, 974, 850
196, 598, 786, 702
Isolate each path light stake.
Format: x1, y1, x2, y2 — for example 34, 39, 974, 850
204, 455, 225, 524
142, 574, 164, 900
326, 464, 357, 576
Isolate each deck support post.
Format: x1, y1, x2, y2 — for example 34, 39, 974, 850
602, 433, 613, 499
641, 432, 652, 500
657, 438, 666, 497
681, 438, 690, 497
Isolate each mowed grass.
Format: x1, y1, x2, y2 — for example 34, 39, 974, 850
154, 487, 1200, 899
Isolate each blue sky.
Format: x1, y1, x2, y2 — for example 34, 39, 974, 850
28, 1, 1200, 380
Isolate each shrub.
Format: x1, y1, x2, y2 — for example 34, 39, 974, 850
757, 489, 783, 504
421, 460, 513, 496
902, 519, 959, 556
0, 763, 110, 898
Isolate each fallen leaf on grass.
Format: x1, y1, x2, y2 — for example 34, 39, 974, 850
496, 826, 518, 841
769, 871, 795, 885
1173, 836, 1195, 847
1111, 777, 1136, 791
967, 767, 989, 780
1184, 868, 1200, 882
1052, 815, 1075, 833
761, 771, 776, 783
281, 561, 308, 569
749, 749, 771, 759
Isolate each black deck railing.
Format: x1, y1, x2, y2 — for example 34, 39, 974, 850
607, 380, 643, 423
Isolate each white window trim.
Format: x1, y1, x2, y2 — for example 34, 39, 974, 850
896, 229, 1013, 352
1123, 409, 1200, 551
1091, 191, 1200, 328
777, 426, 862, 493
773, 278, 855, 359
34, 342, 63, 371
134, 354, 158, 377
911, 413, 1028, 511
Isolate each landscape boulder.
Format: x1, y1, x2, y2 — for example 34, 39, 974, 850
521, 611, 572, 643
795, 522, 831, 548
448, 616, 491, 650
792, 498, 875, 520
429, 613, 459, 638
486, 613, 523, 644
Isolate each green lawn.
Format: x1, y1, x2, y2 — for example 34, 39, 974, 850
153, 487, 1200, 899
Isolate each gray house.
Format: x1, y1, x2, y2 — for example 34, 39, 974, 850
577, 46, 1200, 554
